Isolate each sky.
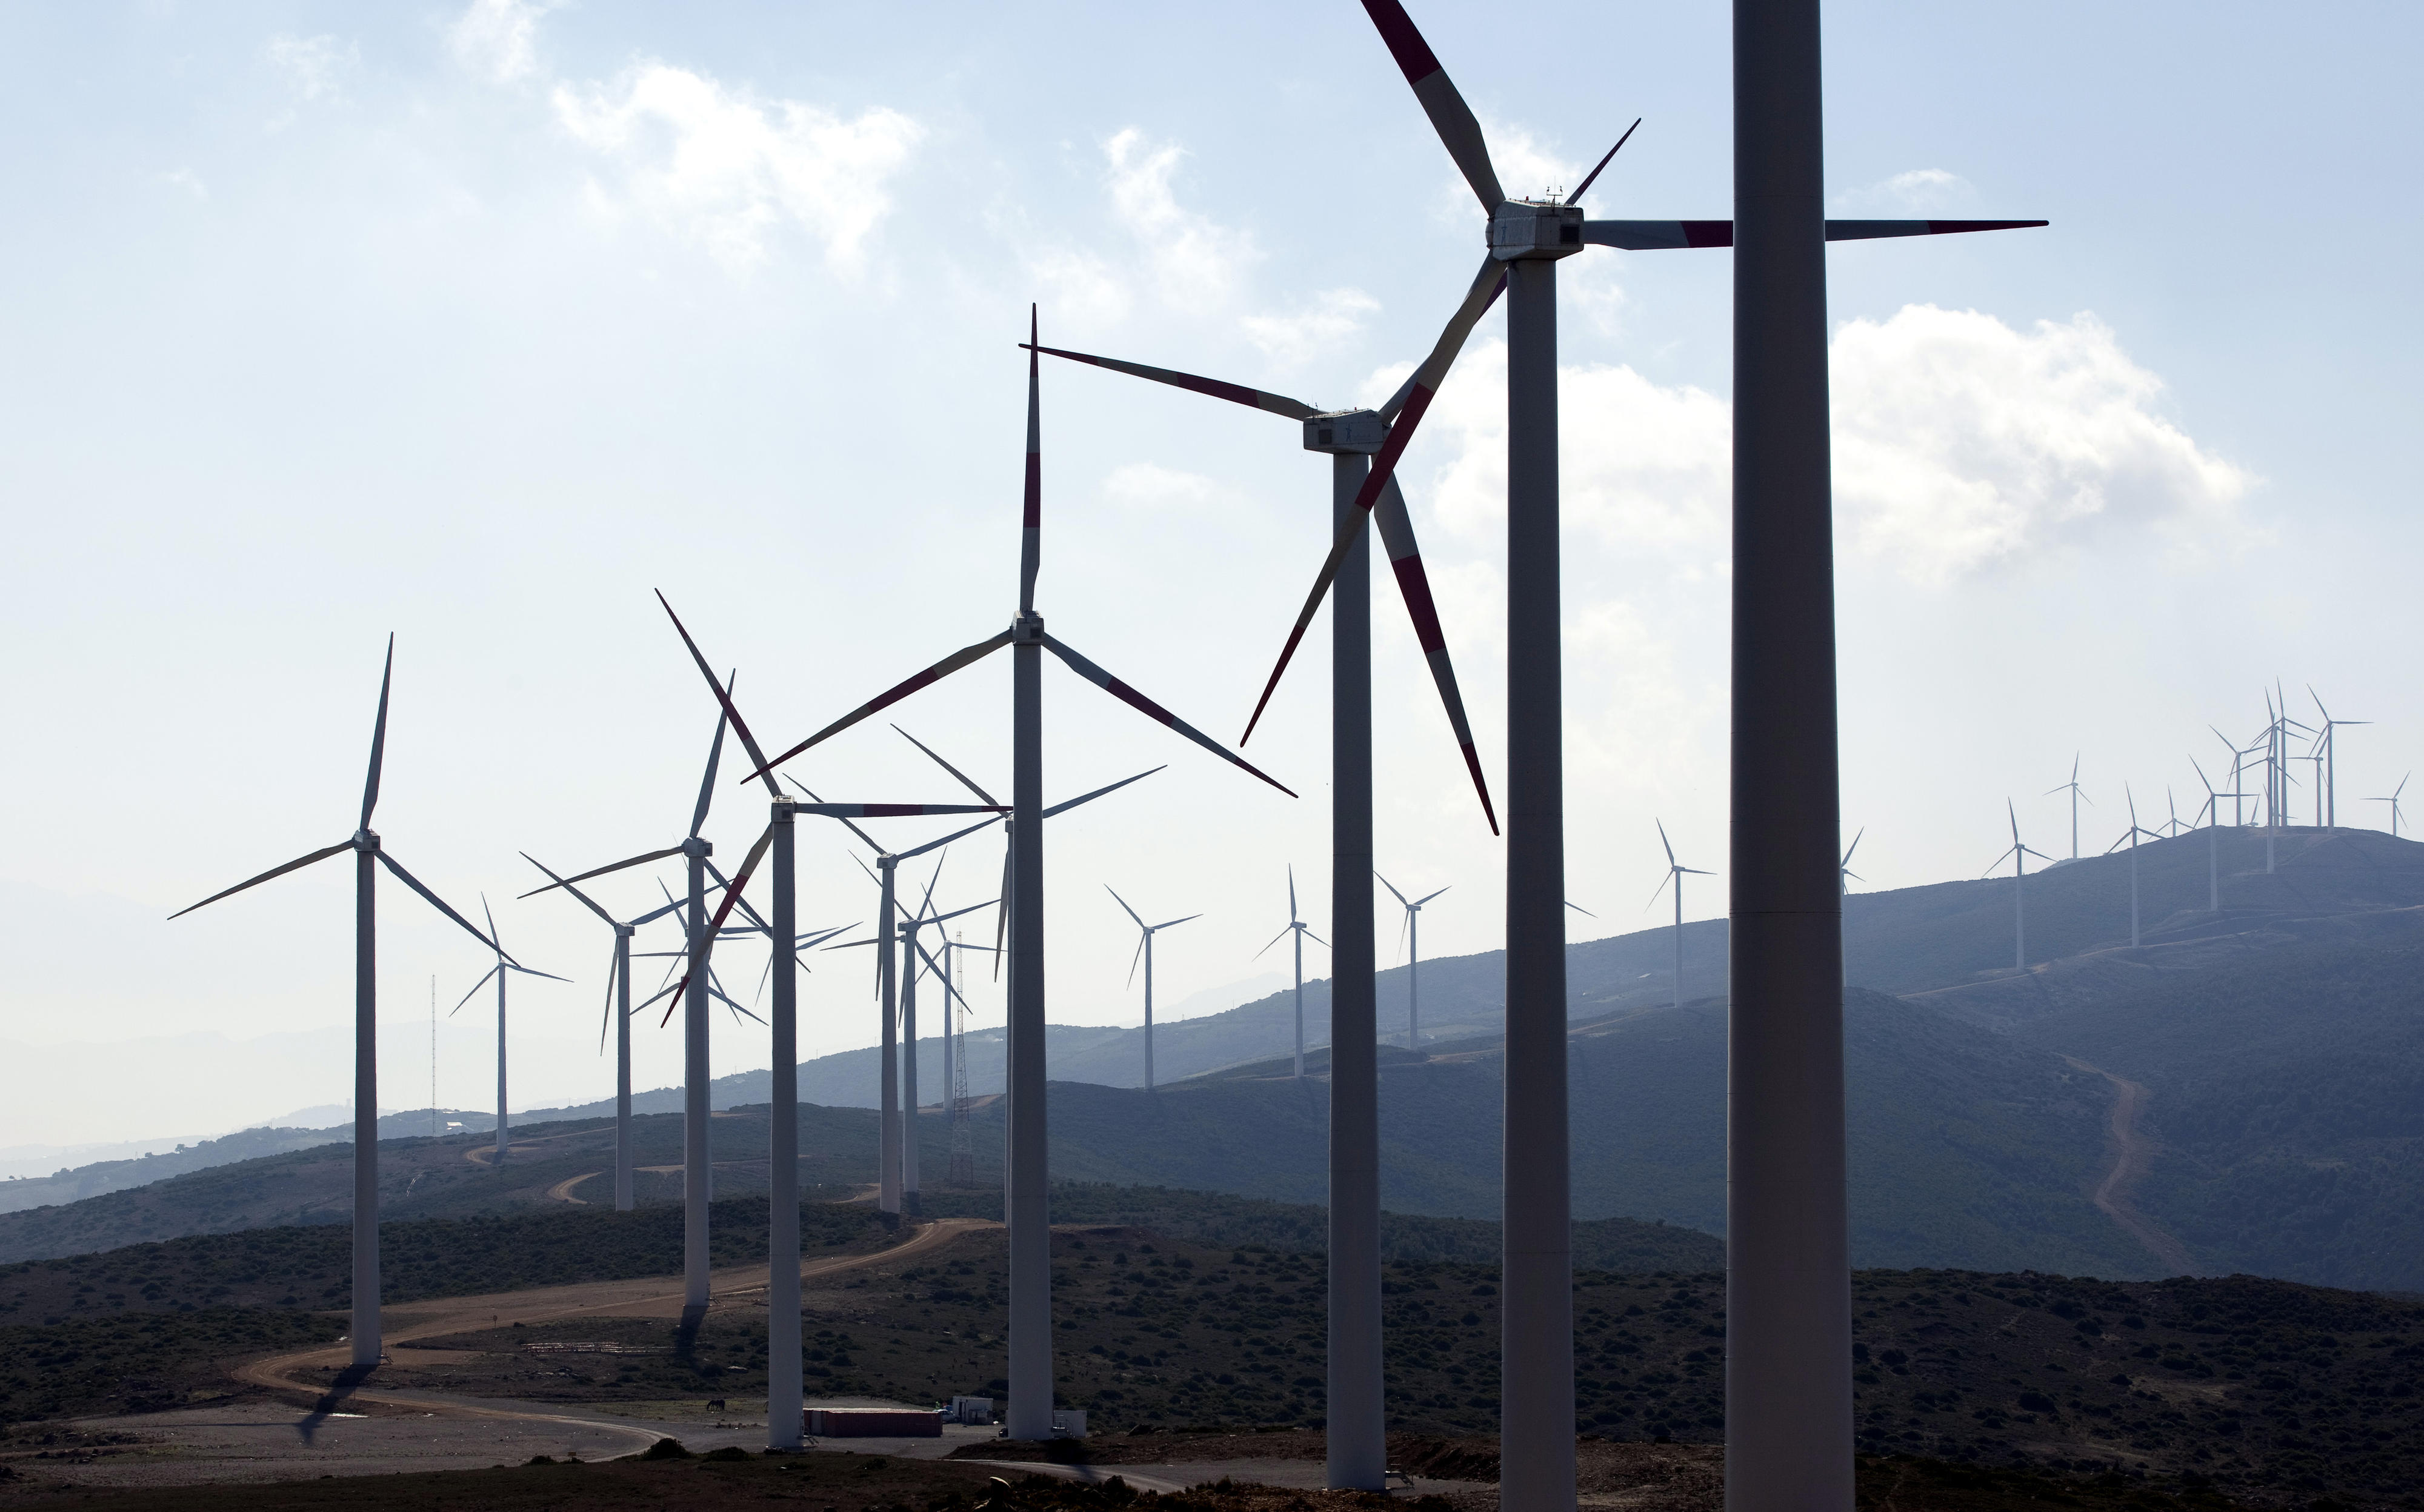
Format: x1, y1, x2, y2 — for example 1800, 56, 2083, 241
2, 0, 2419, 1149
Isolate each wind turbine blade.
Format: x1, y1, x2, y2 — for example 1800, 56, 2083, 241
656, 592, 783, 798
1657, 819, 1677, 869
1305, 931, 1331, 950
1042, 766, 1164, 819
600, 948, 618, 1054
1841, 828, 1864, 868
1360, 0, 1503, 208
1025, 343, 1316, 420
793, 802, 1007, 819
632, 893, 687, 927
1127, 932, 1145, 989
519, 845, 685, 898
924, 897, 996, 927
1565, 901, 1597, 918
1645, 873, 1673, 910
1375, 871, 1410, 907
1567, 118, 1640, 205
891, 812, 1005, 865
379, 853, 513, 961
1287, 865, 1297, 921
359, 634, 394, 831
451, 964, 502, 1014
1414, 886, 1450, 906
1372, 473, 1497, 833
506, 964, 573, 984
2007, 798, 2020, 846
1106, 885, 1147, 929
745, 630, 1013, 784
893, 725, 1001, 807
1021, 304, 1042, 613
993, 845, 1010, 979
1043, 634, 1296, 796
1156, 914, 1202, 930
634, 977, 682, 1017
703, 859, 774, 933
481, 894, 503, 962
168, 840, 352, 919
691, 676, 732, 838
1680, 868, 1714, 878
659, 822, 776, 1025
904, 932, 974, 1016
1240, 257, 1505, 742
520, 853, 616, 925
1580, 219, 2046, 249
1252, 924, 1294, 961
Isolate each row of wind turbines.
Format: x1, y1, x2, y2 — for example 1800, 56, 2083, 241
168, 1, 2039, 1505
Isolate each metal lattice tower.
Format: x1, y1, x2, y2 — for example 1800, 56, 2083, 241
947, 931, 976, 1186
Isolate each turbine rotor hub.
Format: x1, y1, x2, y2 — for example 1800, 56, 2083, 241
1489, 199, 1585, 261
1302, 409, 1387, 455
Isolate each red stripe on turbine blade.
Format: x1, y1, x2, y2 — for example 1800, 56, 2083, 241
1362, 0, 1444, 82
1458, 738, 1500, 837
1683, 221, 1735, 248
1045, 636, 1297, 798
1389, 552, 1450, 656
742, 630, 1011, 784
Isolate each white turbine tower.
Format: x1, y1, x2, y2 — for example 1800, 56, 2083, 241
2374, 774, 2410, 838
1647, 821, 1713, 1013
2046, 756, 2092, 861
2103, 788, 2163, 949
1252, 867, 1328, 1080
448, 897, 568, 1165
1984, 801, 2056, 970
1107, 887, 1200, 1091
2309, 687, 2368, 829
520, 855, 688, 1210
170, 636, 507, 1368
1376, 873, 1449, 1051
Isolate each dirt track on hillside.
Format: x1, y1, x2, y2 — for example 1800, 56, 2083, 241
2063, 1056, 2199, 1276
229, 1216, 991, 1428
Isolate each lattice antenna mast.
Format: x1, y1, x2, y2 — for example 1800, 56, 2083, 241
948, 930, 976, 1186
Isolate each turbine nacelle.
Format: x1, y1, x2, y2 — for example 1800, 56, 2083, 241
1489, 199, 1587, 261
1303, 409, 1388, 455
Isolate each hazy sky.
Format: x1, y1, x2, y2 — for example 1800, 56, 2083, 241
4, 0, 2418, 1148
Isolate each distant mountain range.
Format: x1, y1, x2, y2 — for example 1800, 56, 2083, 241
11, 825, 2424, 1288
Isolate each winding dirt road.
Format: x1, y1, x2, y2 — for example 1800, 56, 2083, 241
230, 1216, 993, 1432
2063, 1056, 2198, 1275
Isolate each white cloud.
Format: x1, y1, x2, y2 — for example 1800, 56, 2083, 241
1831, 305, 2256, 584
1102, 461, 1234, 516
552, 64, 922, 271
448, 0, 562, 85
1242, 287, 1380, 369
159, 168, 207, 202
1837, 168, 1977, 215
1418, 339, 1732, 554
1402, 305, 2247, 588
1102, 128, 1258, 307
263, 33, 356, 125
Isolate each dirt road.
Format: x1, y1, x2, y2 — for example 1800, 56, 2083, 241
2064, 1056, 2199, 1275
231, 1216, 991, 1424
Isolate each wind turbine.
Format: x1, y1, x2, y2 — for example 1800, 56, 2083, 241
2309, 688, 2368, 829
741, 314, 1293, 1442
2046, 756, 2092, 861
521, 675, 738, 1314
1107, 888, 1200, 1090
1984, 801, 2056, 970
1235, 10, 2045, 1495
448, 898, 568, 1166
170, 636, 506, 1368
521, 853, 705, 1210
1252, 866, 1328, 1080
2187, 756, 2251, 913
1376, 873, 1449, 1052
897, 875, 993, 1210
1839, 830, 1863, 991
2374, 774, 2410, 838
1647, 822, 1713, 1013
644, 601, 1010, 1456
2103, 788, 2163, 948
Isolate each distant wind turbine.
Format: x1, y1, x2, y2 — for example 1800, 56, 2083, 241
2103, 787, 2163, 948
1377, 873, 1450, 1051
1647, 821, 1713, 1013
2309, 688, 2368, 830
2187, 756, 2251, 913
1108, 887, 1200, 1090
170, 636, 507, 1368
1253, 867, 1328, 1080
1983, 800, 2056, 969
2374, 774, 2410, 839
2046, 756, 2093, 861
448, 897, 568, 1166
